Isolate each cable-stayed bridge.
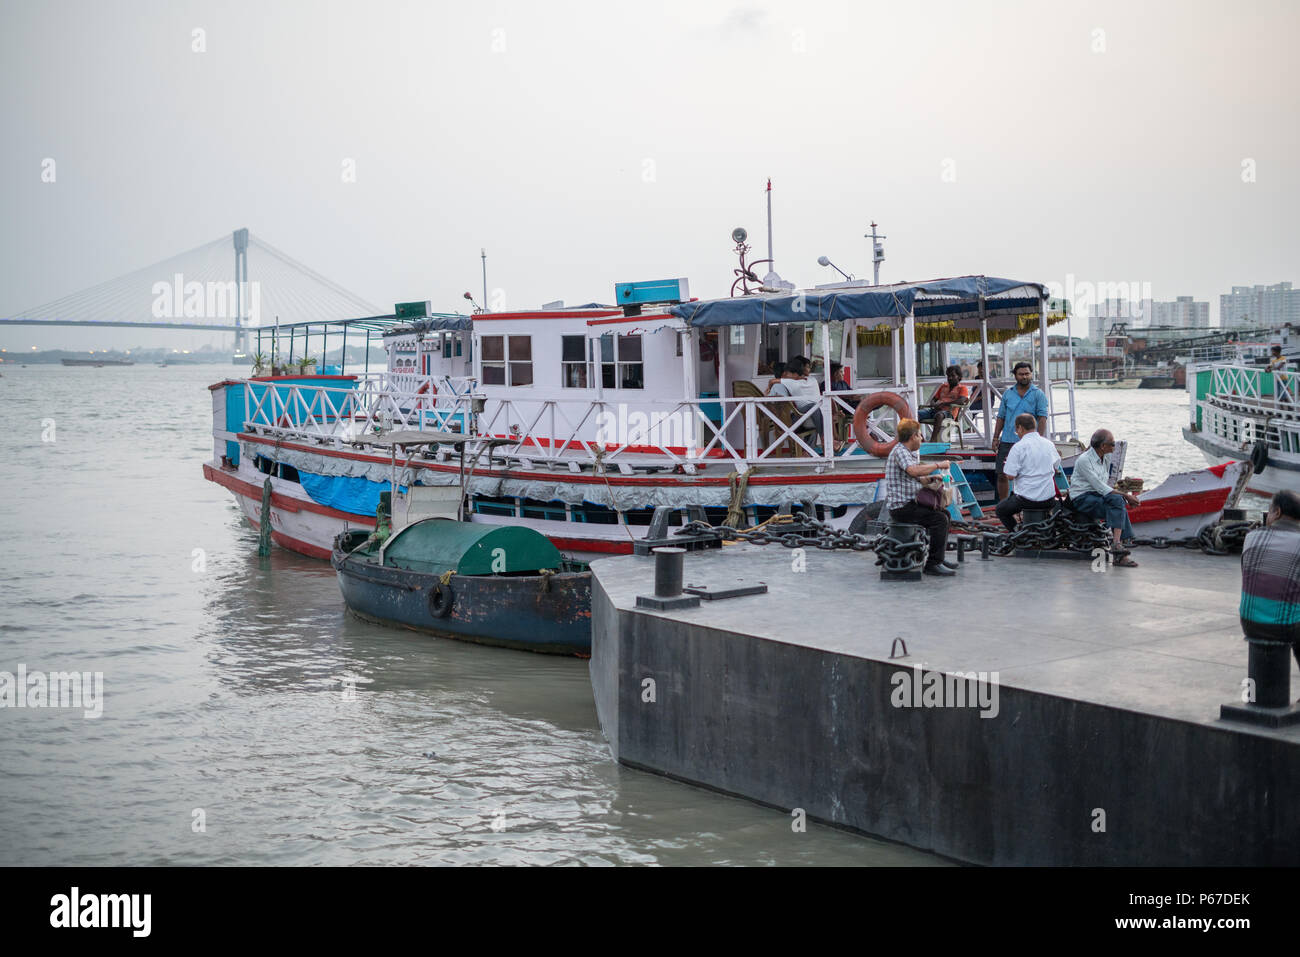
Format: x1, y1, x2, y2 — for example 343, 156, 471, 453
1, 229, 382, 353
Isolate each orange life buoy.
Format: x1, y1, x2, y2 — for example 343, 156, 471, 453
852, 391, 914, 457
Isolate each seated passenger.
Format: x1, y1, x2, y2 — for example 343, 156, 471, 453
883, 418, 956, 576
1067, 428, 1140, 567
765, 361, 787, 395
996, 413, 1061, 531
771, 357, 824, 435
918, 365, 970, 440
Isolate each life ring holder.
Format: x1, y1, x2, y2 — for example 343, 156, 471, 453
852, 391, 914, 457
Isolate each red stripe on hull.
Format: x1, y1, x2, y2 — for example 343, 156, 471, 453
1129, 486, 1231, 524
545, 537, 634, 555
203, 462, 377, 525
241, 516, 334, 559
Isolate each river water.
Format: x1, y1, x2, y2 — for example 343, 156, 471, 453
0, 366, 1223, 865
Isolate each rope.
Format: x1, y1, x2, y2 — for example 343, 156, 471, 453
725, 467, 754, 528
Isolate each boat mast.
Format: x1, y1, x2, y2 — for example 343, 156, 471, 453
766, 179, 774, 275
867, 222, 885, 286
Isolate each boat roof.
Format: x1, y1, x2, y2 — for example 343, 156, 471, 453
669, 275, 1048, 328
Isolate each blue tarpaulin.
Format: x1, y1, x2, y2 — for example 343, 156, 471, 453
668, 276, 1045, 327
299, 472, 405, 516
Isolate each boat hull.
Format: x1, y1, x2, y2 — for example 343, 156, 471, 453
332, 546, 592, 655
1182, 427, 1300, 498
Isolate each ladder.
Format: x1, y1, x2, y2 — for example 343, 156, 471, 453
945, 462, 985, 521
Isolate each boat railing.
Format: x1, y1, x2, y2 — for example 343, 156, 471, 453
238, 376, 989, 467
1047, 379, 1078, 444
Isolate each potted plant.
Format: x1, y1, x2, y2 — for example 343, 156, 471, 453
297, 355, 317, 375
251, 352, 267, 375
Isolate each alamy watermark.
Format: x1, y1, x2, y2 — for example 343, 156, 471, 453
151, 273, 260, 322
0, 664, 103, 718
594, 404, 697, 454
890, 664, 999, 718
1043, 274, 1153, 324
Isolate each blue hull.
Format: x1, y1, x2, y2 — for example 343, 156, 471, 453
332, 547, 591, 655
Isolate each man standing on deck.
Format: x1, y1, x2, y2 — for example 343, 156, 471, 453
995, 413, 1062, 531
1068, 429, 1139, 566
994, 362, 1049, 501
1239, 490, 1300, 678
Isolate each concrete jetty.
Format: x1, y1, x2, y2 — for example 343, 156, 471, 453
589, 543, 1300, 866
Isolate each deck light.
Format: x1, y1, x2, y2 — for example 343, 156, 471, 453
817, 255, 853, 281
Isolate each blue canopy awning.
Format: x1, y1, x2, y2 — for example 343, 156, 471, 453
669, 276, 1046, 328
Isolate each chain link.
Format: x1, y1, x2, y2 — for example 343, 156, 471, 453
676, 511, 929, 572
675, 508, 1260, 565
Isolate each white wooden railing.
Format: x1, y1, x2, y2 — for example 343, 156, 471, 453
235, 372, 1083, 468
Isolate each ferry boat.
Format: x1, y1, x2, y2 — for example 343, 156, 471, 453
1184, 357, 1300, 497
204, 258, 1244, 559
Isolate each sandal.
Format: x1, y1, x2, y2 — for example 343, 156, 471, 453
1113, 555, 1139, 568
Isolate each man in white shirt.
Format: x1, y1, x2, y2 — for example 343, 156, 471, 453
996, 413, 1062, 531
770, 357, 824, 435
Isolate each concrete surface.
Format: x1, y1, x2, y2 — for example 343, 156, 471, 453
589, 543, 1300, 865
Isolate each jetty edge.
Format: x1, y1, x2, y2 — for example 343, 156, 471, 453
588, 543, 1300, 866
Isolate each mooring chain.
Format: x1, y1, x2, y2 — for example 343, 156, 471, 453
988, 510, 1111, 556
675, 509, 1258, 564
1129, 519, 1258, 556
675, 512, 927, 571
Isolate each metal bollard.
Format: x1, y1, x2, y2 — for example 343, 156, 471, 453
636, 546, 700, 611
1247, 639, 1293, 709
653, 546, 686, 598
956, 537, 967, 563
980, 534, 993, 561
1219, 625, 1300, 727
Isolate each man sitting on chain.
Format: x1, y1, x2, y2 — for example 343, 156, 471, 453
1068, 428, 1139, 567
996, 413, 1061, 532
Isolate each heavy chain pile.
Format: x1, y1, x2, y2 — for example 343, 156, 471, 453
987, 509, 1111, 556
675, 506, 1260, 566
675, 513, 930, 573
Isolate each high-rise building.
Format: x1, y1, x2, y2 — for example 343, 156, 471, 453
1147, 295, 1210, 329
1219, 282, 1300, 328
1087, 298, 1144, 341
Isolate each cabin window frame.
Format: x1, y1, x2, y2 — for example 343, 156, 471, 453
481, 334, 533, 387
561, 334, 591, 388
599, 333, 645, 390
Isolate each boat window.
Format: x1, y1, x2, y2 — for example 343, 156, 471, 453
561, 335, 590, 388
480, 335, 531, 385
599, 334, 644, 390
508, 336, 533, 386
481, 335, 505, 384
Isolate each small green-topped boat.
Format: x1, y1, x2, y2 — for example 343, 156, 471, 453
330, 431, 591, 654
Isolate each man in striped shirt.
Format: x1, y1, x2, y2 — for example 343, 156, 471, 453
1240, 490, 1300, 671
883, 418, 955, 576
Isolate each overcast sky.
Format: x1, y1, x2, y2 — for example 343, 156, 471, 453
2, 0, 1298, 350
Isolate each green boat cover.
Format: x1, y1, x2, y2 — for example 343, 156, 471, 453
381, 519, 562, 576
